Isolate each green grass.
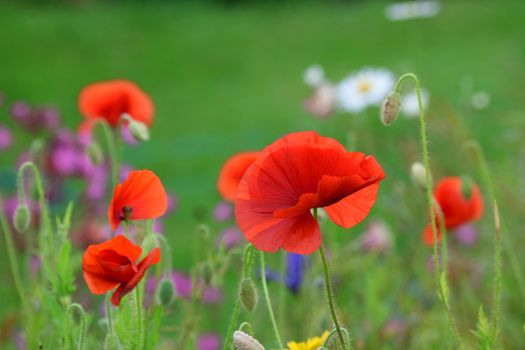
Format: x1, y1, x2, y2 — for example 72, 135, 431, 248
1, 1, 525, 348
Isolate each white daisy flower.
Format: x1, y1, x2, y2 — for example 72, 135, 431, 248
337, 68, 395, 113
385, 1, 441, 22
303, 64, 325, 87
401, 89, 430, 118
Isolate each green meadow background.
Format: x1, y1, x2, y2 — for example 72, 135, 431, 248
1, 0, 525, 348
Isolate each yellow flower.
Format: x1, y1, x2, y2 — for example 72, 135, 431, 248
287, 331, 330, 350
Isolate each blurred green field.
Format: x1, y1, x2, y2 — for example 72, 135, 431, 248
1, 1, 525, 348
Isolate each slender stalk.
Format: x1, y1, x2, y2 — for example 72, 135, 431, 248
319, 245, 347, 350
0, 193, 30, 315
222, 244, 255, 350
134, 287, 143, 349
259, 250, 284, 349
91, 120, 119, 187
492, 201, 502, 339
395, 73, 464, 349
278, 250, 287, 333
106, 295, 114, 336
17, 162, 54, 268
463, 141, 512, 340
66, 303, 86, 350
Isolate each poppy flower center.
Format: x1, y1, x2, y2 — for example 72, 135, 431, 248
119, 205, 133, 221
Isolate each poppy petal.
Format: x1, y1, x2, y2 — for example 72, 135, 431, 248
110, 247, 161, 306
217, 151, 259, 202
324, 182, 380, 228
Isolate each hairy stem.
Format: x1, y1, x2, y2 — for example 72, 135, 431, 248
260, 250, 284, 349
395, 73, 464, 349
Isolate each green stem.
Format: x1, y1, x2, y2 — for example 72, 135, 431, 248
259, 250, 284, 349
278, 249, 287, 333
17, 162, 54, 268
0, 193, 30, 315
106, 295, 114, 336
135, 287, 143, 349
395, 73, 464, 349
463, 141, 511, 340
66, 303, 86, 350
91, 119, 120, 187
492, 201, 502, 340
319, 245, 348, 350
222, 244, 255, 350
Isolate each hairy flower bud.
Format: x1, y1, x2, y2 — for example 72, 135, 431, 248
410, 162, 430, 190
156, 277, 176, 306
104, 333, 123, 350
380, 92, 401, 126
13, 204, 31, 233
239, 278, 257, 312
202, 261, 214, 285
129, 119, 150, 142
87, 141, 104, 166
233, 330, 265, 350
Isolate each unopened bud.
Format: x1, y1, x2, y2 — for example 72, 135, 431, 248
233, 330, 265, 350
380, 92, 401, 126
13, 204, 31, 233
104, 333, 123, 350
87, 141, 104, 165
461, 176, 473, 199
128, 119, 150, 142
239, 278, 257, 312
410, 162, 430, 190
201, 262, 213, 285
156, 277, 176, 306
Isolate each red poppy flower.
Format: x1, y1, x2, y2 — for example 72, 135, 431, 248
217, 151, 259, 202
79, 80, 154, 127
235, 131, 385, 255
423, 176, 483, 245
108, 170, 167, 230
82, 235, 160, 306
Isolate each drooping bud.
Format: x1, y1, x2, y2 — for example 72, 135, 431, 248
233, 330, 265, 350
460, 175, 473, 199
410, 162, 430, 190
201, 261, 214, 285
238, 322, 254, 336
155, 277, 176, 306
128, 119, 150, 142
13, 204, 31, 233
239, 278, 257, 312
380, 92, 401, 126
104, 333, 123, 350
87, 141, 104, 165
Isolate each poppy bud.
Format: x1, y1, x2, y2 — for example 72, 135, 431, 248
233, 330, 265, 350
155, 277, 176, 306
239, 278, 257, 312
196, 224, 211, 240
380, 92, 401, 126
410, 162, 430, 190
128, 118, 150, 142
201, 261, 214, 285
87, 141, 104, 166
460, 176, 473, 199
13, 204, 31, 233
104, 333, 123, 350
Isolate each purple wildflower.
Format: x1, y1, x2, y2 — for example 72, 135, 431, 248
212, 201, 232, 222
454, 224, 478, 246
0, 123, 13, 150
196, 333, 221, 350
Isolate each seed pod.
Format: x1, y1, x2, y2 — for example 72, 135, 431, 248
13, 204, 31, 233
380, 92, 401, 126
239, 278, 257, 312
233, 330, 265, 350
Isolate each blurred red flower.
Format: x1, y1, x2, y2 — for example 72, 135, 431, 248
217, 151, 259, 202
235, 131, 385, 255
108, 170, 167, 230
423, 176, 483, 245
78, 80, 154, 127
82, 235, 160, 306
